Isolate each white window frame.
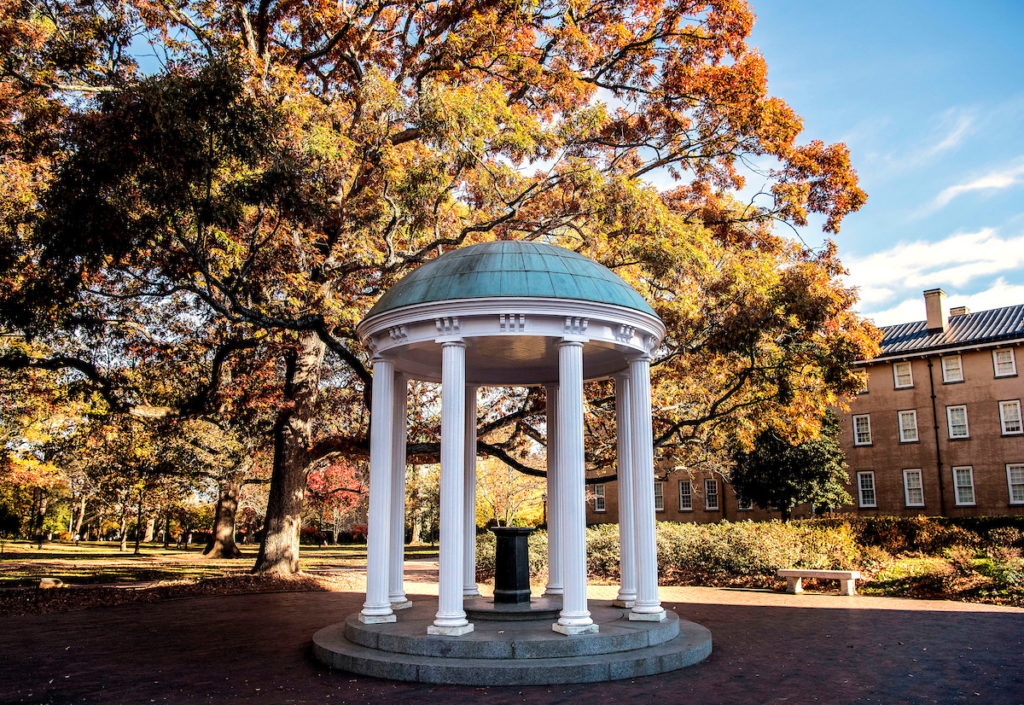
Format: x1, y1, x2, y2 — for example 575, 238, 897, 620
952, 466, 976, 506
946, 405, 969, 439
941, 355, 964, 383
999, 399, 1023, 435
903, 468, 924, 508
852, 414, 872, 446
857, 471, 877, 508
898, 409, 919, 443
736, 495, 753, 511
704, 479, 719, 511
678, 480, 693, 511
893, 361, 914, 389
993, 349, 1017, 378
1007, 463, 1024, 505
653, 481, 664, 512
593, 483, 606, 512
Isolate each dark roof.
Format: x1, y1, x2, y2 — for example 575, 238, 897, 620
875, 304, 1024, 359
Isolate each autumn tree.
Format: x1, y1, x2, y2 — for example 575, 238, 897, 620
475, 457, 546, 527
729, 411, 851, 520
1, 0, 876, 575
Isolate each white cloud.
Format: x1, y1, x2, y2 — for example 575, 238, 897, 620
844, 228, 1024, 324
929, 160, 1024, 210
926, 109, 974, 156
846, 227, 1024, 288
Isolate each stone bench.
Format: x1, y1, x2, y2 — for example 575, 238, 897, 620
777, 569, 861, 596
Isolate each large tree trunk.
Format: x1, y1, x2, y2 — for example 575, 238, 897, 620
253, 331, 326, 575
204, 472, 244, 559
72, 497, 85, 541
163, 515, 172, 549
33, 489, 47, 549
118, 512, 128, 552
143, 515, 156, 543
133, 490, 144, 555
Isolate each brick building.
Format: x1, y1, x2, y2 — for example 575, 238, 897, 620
586, 289, 1024, 525
842, 289, 1023, 517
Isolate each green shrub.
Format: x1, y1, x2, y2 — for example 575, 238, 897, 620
593, 520, 858, 584
803, 515, 1024, 554
988, 527, 1024, 548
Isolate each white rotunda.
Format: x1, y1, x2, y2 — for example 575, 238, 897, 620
354, 240, 667, 636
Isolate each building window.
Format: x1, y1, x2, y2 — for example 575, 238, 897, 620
946, 405, 969, 439
1008, 464, 1024, 505
953, 466, 975, 506
993, 349, 1017, 378
857, 471, 877, 508
593, 484, 606, 512
898, 410, 919, 443
893, 361, 913, 388
737, 495, 753, 511
704, 479, 719, 511
653, 481, 664, 512
678, 480, 693, 511
941, 355, 964, 383
903, 468, 924, 507
999, 400, 1023, 435
853, 414, 872, 446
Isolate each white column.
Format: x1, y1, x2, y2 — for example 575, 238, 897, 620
628, 353, 666, 621
553, 340, 597, 635
613, 372, 637, 608
389, 374, 412, 609
544, 383, 563, 596
360, 356, 396, 623
429, 341, 473, 635
463, 384, 480, 597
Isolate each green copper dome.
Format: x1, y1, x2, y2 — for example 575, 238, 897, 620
367, 241, 657, 318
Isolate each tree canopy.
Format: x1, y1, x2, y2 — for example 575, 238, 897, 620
1, 0, 878, 573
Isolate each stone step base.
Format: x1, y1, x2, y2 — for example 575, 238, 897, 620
312, 601, 712, 685
341, 601, 680, 659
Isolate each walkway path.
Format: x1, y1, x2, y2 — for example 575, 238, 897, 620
1, 582, 1021, 704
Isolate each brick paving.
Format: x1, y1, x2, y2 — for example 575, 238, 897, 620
1, 582, 1022, 705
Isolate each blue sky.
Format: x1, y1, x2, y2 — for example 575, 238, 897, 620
745, 0, 1024, 325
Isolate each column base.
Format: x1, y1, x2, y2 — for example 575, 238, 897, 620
552, 622, 599, 636
612, 599, 635, 608
390, 599, 414, 610
462, 588, 481, 598
543, 587, 564, 596
359, 613, 397, 624
629, 609, 666, 622
427, 623, 475, 636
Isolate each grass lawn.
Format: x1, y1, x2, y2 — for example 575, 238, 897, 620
0, 540, 438, 589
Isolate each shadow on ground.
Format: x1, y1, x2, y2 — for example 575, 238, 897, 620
1, 590, 1021, 705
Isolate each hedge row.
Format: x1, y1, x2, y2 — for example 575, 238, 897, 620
473, 516, 1024, 585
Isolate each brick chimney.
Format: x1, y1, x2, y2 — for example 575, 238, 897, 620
949, 305, 970, 317
924, 288, 948, 331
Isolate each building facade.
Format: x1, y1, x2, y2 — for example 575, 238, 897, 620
586, 289, 1024, 525
842, 289, 1024, 517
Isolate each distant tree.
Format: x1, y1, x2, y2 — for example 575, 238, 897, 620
729, 411, 850, 520
475, 457, 546, 528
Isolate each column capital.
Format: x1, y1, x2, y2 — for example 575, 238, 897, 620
437, 337, 466, 347
627, 351, 653, 364
371, 353, 395, 366
558, 338, 586, 348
